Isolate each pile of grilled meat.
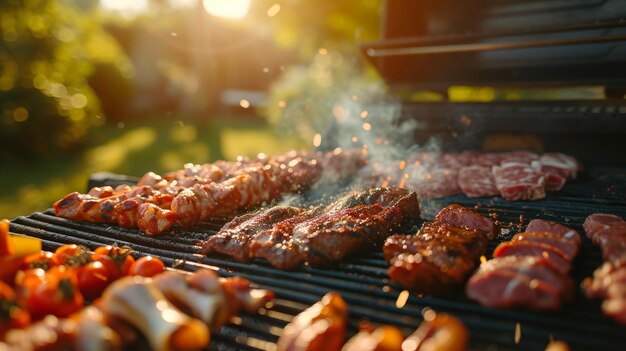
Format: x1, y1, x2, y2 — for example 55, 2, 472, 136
52, 148, 580, 237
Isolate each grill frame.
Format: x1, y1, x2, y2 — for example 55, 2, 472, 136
9, 166, 626, 351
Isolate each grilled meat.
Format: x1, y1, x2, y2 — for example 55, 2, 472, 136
434, 204, 500, 240
325, 187, 420, 230
293, 204, 402, 268
201, 206, 303, 262
276, 292, 348, 351
383, 204, 491, 294
384, 222, 488, 294
249, 209, 320, 270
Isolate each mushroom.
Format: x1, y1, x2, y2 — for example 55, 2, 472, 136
100, 275, 209, 351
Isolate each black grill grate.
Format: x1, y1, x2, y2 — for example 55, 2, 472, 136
8, 166, 626, 351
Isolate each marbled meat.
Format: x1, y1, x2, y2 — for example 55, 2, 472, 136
581, 213, 626, 325
492, 162, 546, 201
457, 165, 500, 198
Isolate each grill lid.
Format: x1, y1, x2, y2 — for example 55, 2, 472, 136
362, 0, 626, 92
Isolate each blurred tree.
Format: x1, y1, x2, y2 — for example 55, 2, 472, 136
0, 0, 132, 160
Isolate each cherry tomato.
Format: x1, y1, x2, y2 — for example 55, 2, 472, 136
20, 251, 56, 271
0, 281, 30, 335
76, 261, 112, 300
53, 244, 91, 267
91, 245, 135, 279
17, 266, 84, 320
128, 256, 165, 277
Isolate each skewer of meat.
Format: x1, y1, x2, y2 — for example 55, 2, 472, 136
466, 219, 580, 310
383, 204, 492, 295
581, 213, 626, 325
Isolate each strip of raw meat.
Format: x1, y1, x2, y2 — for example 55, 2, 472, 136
408, 168, 461, 199
434, 204, 500, 240
492, 162, 546, 201
200, 206, 303, 262
582, 213, 626, 325
458, 165, 500, 198
511, 232, 579, 261
499, 151, 539, 164
466, 256, 573, 310
493, 241, 571, 274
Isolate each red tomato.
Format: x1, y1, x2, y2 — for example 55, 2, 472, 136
0, 281, 30, 334
53, 244, 90, 267
17, 266, 84, 320
91, 245, 135, 279
20, 251, 56, 271
129, 256, 165, 277
76, 261, 112, 300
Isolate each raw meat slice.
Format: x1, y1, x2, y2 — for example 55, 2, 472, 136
526, 219, 582, 246
458, 165, 500, 198
583, 213, 626, 242
540, 152, 580, 179
499, 151, 539, 164
512, 232, 579, 261
492, 162, 546, 201
474, 153, 502, 167
493, 241, 571, 274
466, 256, 573, 311
407, 168, 461, 198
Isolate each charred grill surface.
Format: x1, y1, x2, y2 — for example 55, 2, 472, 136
8, 166, 626, 350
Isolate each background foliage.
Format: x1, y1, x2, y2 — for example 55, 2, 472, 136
0, 0, 132, 160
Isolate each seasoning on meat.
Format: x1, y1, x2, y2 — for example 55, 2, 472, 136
294, 204, 402, 268
200, 206, 303, 262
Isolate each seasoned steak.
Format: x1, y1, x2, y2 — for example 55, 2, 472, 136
293, 204, 402, 268
249, 209, 320, 270
325, 187, 420, 230
200, 206, 303, 262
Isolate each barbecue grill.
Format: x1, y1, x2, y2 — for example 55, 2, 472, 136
7, 1, 626, 350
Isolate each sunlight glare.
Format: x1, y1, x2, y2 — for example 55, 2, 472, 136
203, 0, 251, 19
100, 0, 149, 18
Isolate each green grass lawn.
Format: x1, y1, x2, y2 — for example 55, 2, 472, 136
0, 117, 306, 219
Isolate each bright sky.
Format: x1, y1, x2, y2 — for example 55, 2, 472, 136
100, 0, 251, 20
